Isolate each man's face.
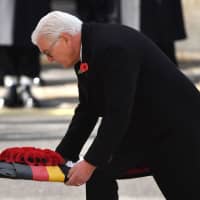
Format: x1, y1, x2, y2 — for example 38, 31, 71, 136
37, 33, 80, 68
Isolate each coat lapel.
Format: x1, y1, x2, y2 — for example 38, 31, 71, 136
77, 23, 102, 113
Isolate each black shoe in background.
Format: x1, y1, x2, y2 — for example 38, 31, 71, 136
18, 85, 40, 108
0, 85, 23, 108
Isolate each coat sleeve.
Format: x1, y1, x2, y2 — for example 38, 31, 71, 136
84, 47, 141, 167
56, 69, 98, 162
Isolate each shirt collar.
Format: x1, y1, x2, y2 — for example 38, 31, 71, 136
80, 43, 82, 62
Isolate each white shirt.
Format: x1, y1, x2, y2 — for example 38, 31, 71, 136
80, 43, 82, 62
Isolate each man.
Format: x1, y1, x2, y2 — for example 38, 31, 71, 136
32, 11, 200, 199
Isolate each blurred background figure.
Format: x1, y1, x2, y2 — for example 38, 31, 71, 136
140, 0, 187, 65
0, 0, 51, 108
75, 0, 115, 23
121, 0, 187, 65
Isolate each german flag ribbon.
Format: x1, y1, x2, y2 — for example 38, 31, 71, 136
0, 162, 70, 182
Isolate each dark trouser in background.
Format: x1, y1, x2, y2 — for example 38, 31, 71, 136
76, 0, 115, 23
0, 46, 40, 78
86, 129, 200, 200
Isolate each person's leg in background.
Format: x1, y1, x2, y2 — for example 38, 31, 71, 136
0, 46, 22, 107
92, 0, 115, 23
24, 46, 45, 86
16, 46, 40, 108
75, 0, 115, 23
0, 46, 41, 108
12, 0, 51, 87
140, 0, 186, 67
0, 66, 4, 86
75, 0, 92, 22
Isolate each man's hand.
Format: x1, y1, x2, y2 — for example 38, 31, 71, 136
65, 160, 96, 186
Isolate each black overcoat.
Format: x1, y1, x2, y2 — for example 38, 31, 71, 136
56, 23, 200, 174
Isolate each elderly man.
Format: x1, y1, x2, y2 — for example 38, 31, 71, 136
32, 11, 200, 199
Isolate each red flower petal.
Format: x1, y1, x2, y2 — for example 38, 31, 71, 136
0, 147, 65, 166
80, 63, 89, 73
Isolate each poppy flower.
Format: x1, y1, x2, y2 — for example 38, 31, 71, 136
78, 62, 89, 74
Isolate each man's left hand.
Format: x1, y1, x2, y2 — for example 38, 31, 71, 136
65, 160, 96, 186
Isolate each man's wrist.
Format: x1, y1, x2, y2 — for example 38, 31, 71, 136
83, 160, 96, 171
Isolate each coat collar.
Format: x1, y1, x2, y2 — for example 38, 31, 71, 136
81, 23, 92, 64
75, 23, 96, 77
80, 44, 82, 62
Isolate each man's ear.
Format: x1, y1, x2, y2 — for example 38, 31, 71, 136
60, 32, 72, 43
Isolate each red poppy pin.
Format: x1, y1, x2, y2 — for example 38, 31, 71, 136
78, 63, 89, 74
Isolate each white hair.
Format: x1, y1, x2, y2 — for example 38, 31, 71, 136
31, 11, 83, 45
